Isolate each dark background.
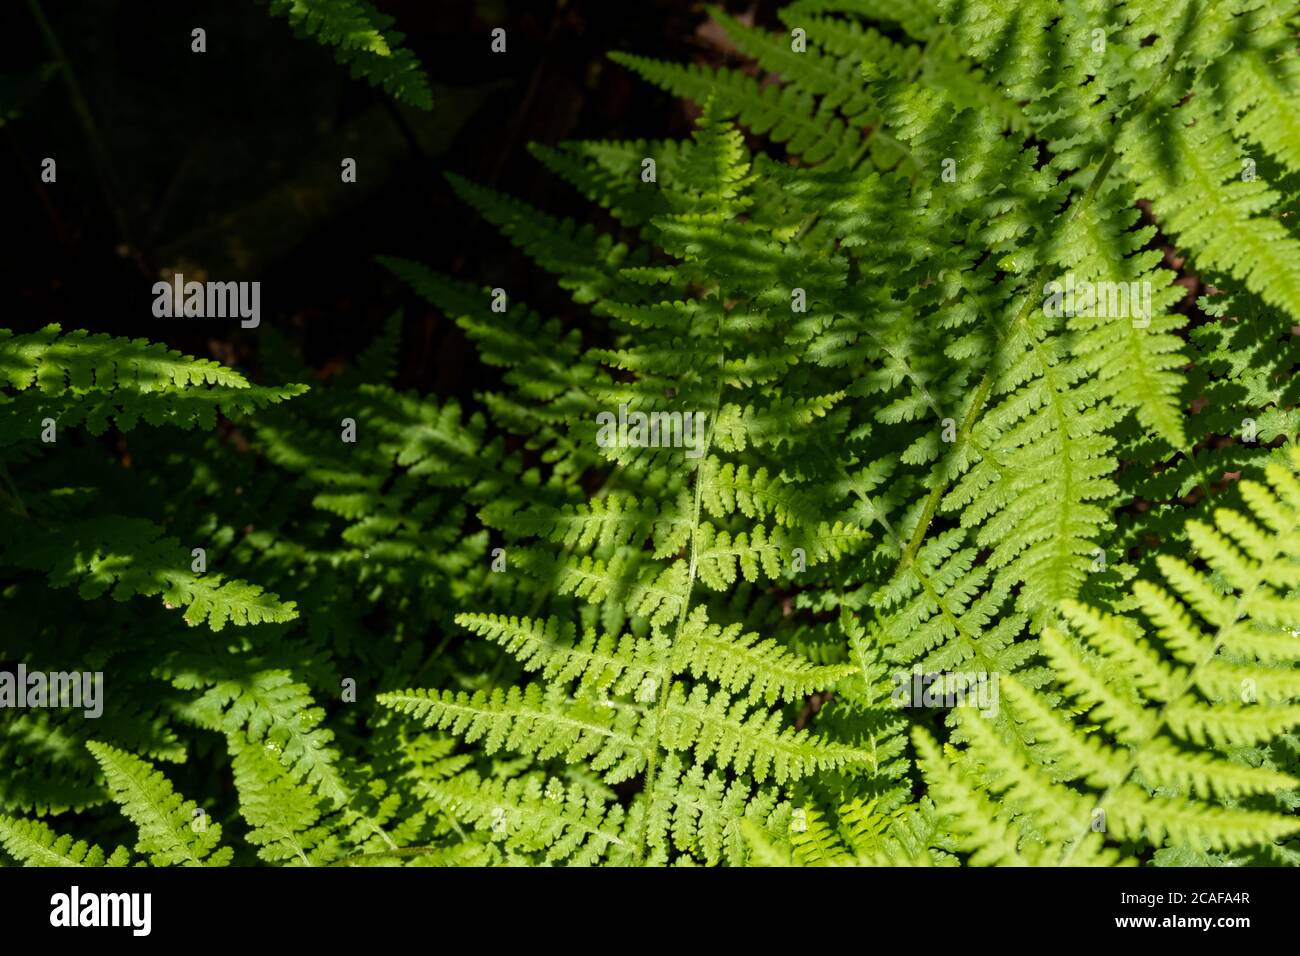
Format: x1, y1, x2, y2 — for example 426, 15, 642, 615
1, 0, 775, 397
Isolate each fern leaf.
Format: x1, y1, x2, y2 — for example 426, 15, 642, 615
86, 742, 233, 866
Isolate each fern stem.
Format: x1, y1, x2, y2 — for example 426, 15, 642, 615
635, 300, 727, 864
841, 465, 1013, 691
895, 143, 1133, 571
330, 845, 443, 866
894, 0, 1217, 573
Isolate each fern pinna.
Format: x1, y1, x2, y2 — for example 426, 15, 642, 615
2, 0, 1300, 868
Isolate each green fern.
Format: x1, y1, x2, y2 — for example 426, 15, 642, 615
260, 0, 432, 109
0, 815, 131, 867
917, 449, 1300, 863
5, 0, 1300, 870
87, 742, 234, 867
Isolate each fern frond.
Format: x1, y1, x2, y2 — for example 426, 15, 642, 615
920, 448, 1300, 862
0, 815, 130, 867
230, 735, 338, 865
261, 0, 432, 108
86, 742, 233, 866
9, 516, 297, 631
